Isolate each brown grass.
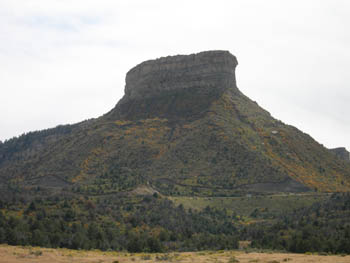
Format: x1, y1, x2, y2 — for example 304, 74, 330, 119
0, 245, 349, 263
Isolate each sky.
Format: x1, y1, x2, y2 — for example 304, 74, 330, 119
1, 0, 349, 150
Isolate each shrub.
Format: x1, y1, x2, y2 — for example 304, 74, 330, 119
228, 256, 240, 263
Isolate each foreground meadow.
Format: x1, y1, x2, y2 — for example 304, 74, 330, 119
0, 245, 349, 263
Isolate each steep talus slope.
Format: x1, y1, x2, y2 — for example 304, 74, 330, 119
0, 50, 350, 199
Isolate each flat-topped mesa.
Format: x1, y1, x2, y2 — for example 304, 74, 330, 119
124, 50, 238, 100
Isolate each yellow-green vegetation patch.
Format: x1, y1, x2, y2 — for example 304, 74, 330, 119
169, 193, 329, 217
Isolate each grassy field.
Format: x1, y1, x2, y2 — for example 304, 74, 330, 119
0, 245, 349, 263
169, 193, 329, 218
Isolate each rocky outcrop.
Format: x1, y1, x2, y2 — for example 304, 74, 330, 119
123, 50, 238, 100
330, 147, 350, 162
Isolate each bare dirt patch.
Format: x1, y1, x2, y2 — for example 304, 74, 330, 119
0, 245, 349, 263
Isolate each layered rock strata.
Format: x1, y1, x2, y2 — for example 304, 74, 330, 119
123, 50, 238, 100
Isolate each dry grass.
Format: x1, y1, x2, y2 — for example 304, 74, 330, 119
0, 245, 349, 263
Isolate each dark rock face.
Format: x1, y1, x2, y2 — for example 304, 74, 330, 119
124, 50, 238, 100
330, 147, 350, 162
109, 51, 238, 121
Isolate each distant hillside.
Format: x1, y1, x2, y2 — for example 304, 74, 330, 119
1, 50, 350, 200
330, 147, 350, 162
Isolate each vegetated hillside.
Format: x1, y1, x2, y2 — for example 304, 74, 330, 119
245, 192, 350, 254
330, 147, 350, 162
1, 187, 350, 253
0, 193, 240, 252
1, 50, 350, 253
0, 51, 349, 199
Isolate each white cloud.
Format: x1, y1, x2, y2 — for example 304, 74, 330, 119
0, 0, 349, 150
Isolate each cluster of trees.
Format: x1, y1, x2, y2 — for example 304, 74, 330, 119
1, 191, 350, 254
0, 194, 238, 252
246, 193, 350, 254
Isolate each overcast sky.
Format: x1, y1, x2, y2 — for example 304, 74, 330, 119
1, 0, 349, 150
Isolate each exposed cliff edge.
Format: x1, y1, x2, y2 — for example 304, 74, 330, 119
123, 50, 238, 100
107, 51, 239, 121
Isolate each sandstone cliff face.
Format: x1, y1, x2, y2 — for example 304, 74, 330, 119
123, 50, 238, 100
109, 51, 238, 121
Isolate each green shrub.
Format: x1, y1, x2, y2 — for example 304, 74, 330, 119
228, 256, 240, 263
